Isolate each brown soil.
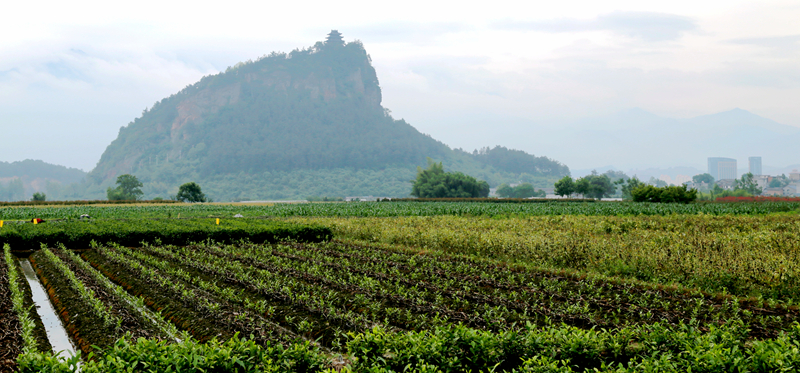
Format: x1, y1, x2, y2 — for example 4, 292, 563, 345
81, 249, 299, 349
297, 241, 800, 339
0, 260, 22, 373
30, 252, 115, 357
51, 249, 167, 342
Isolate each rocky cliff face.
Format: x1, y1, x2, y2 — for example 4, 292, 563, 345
87, 33, 436, 189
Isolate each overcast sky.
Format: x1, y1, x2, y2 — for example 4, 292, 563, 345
1, 0, 798, 171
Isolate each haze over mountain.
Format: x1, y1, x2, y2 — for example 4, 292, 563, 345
518, 107, 800, 176
0, 160, 86, 201
78, 31, 568, 201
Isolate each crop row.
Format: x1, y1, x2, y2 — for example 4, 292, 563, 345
0, 218, 331, 251
16, 238, 800, 372
293, 214, 800, 303
86, 239, 800, 345
9, 237, 800, 372
1, 200, 798, 221
1, 244, 25, 373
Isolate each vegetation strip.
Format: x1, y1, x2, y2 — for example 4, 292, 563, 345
4, 244, 38, 354
58, 245, 182, 341
1, 200, 799, 221
88, 243, 306, 349
0, 244, 24, 373
299, 214, 800, 304
39, 246, 120, 329
0, 218, 331, 251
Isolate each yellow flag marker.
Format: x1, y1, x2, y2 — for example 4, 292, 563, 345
0, 220, 3, 228
33, 219, 38, 225
216, 218, 220, 225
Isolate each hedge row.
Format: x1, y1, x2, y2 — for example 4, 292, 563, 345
387, 198, 596, 203
19, 321, 800, 372
0, 218, 331, 250
0, 200, 180, 207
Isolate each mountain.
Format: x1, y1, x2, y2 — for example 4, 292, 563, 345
526, 108, 800, 174
0, 159, 86, 201
85, 31, 568, 201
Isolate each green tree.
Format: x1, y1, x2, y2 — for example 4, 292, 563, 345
615, 177, 645, 200
31, 192, 46, 201
769, 174, 790, 188
513, 183, 538, 198
107, 174, 143, 201
602, 170, 629, 184
176, 182, 207, 202
411, 159, 489, 198
693, 173, 714, 184
554, 176, 575, 198
734, 172, 762, 195
496, 183, 514, 198
496, 183, 539, 198
647, 177, 668, 187
575, 174, 615, 199
631, 184, 697, 203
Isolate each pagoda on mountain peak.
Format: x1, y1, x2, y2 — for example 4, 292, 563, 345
326, 30, 344, 46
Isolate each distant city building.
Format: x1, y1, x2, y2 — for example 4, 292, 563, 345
754, 175, 771, 190
345, 196, 389, 202
763, 187, 785, 197
708, 157, 737, 181
791, 169, 800, 182
749, 157, 762, 176
716, 179, 736, 190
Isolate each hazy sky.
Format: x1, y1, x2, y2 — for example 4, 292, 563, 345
1, 0, 798, 171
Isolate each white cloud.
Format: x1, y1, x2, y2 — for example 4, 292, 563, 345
495, 11, 699, 42
1, 0, 799, 171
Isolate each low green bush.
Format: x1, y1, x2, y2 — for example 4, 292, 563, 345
631, 184, 698, 203
347, 322, 800, 372
17, 334, 328, 373
17, 322, 800, 372
0, 218, 331, 250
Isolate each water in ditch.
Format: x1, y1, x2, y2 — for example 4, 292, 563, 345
18, 258, 78, 358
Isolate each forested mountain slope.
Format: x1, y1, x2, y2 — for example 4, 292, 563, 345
0, 160, 86, 201
85, 31, 568, 200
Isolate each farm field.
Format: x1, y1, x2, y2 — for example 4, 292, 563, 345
294, 214, 800, 302
1, 200, 799, 221
3, 204, 800, 371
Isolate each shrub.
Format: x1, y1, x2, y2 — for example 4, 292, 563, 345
631, 185, 697, 203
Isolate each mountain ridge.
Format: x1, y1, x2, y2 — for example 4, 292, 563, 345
81, 31, 568, 201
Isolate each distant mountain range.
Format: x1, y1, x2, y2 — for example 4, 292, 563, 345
2, 31, 569, 201
0, 160, 86, 201
538, 107, 800, 178
3, 33, 799, 200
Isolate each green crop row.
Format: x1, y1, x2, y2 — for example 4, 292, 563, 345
17, 333, 327, 373
59, 245, 183, 340
387, 198, 596, 203
345, 321, 800, 372
3, 243, 38, 355
17, 321, 800, 372
39, 246, 120, 328
1, 201, 799, 221
0, 200, 179, 207
294, 214, 800, 303
0, 218, 331, 250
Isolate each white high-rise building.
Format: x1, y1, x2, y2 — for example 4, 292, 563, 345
749, 157, 762, 176
708, 157, 737, 180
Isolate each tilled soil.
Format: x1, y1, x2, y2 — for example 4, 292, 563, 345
11, 259, 53, 353
81, 249, 298, 349
305, 241, 800, 339
0, 263, 22, 373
